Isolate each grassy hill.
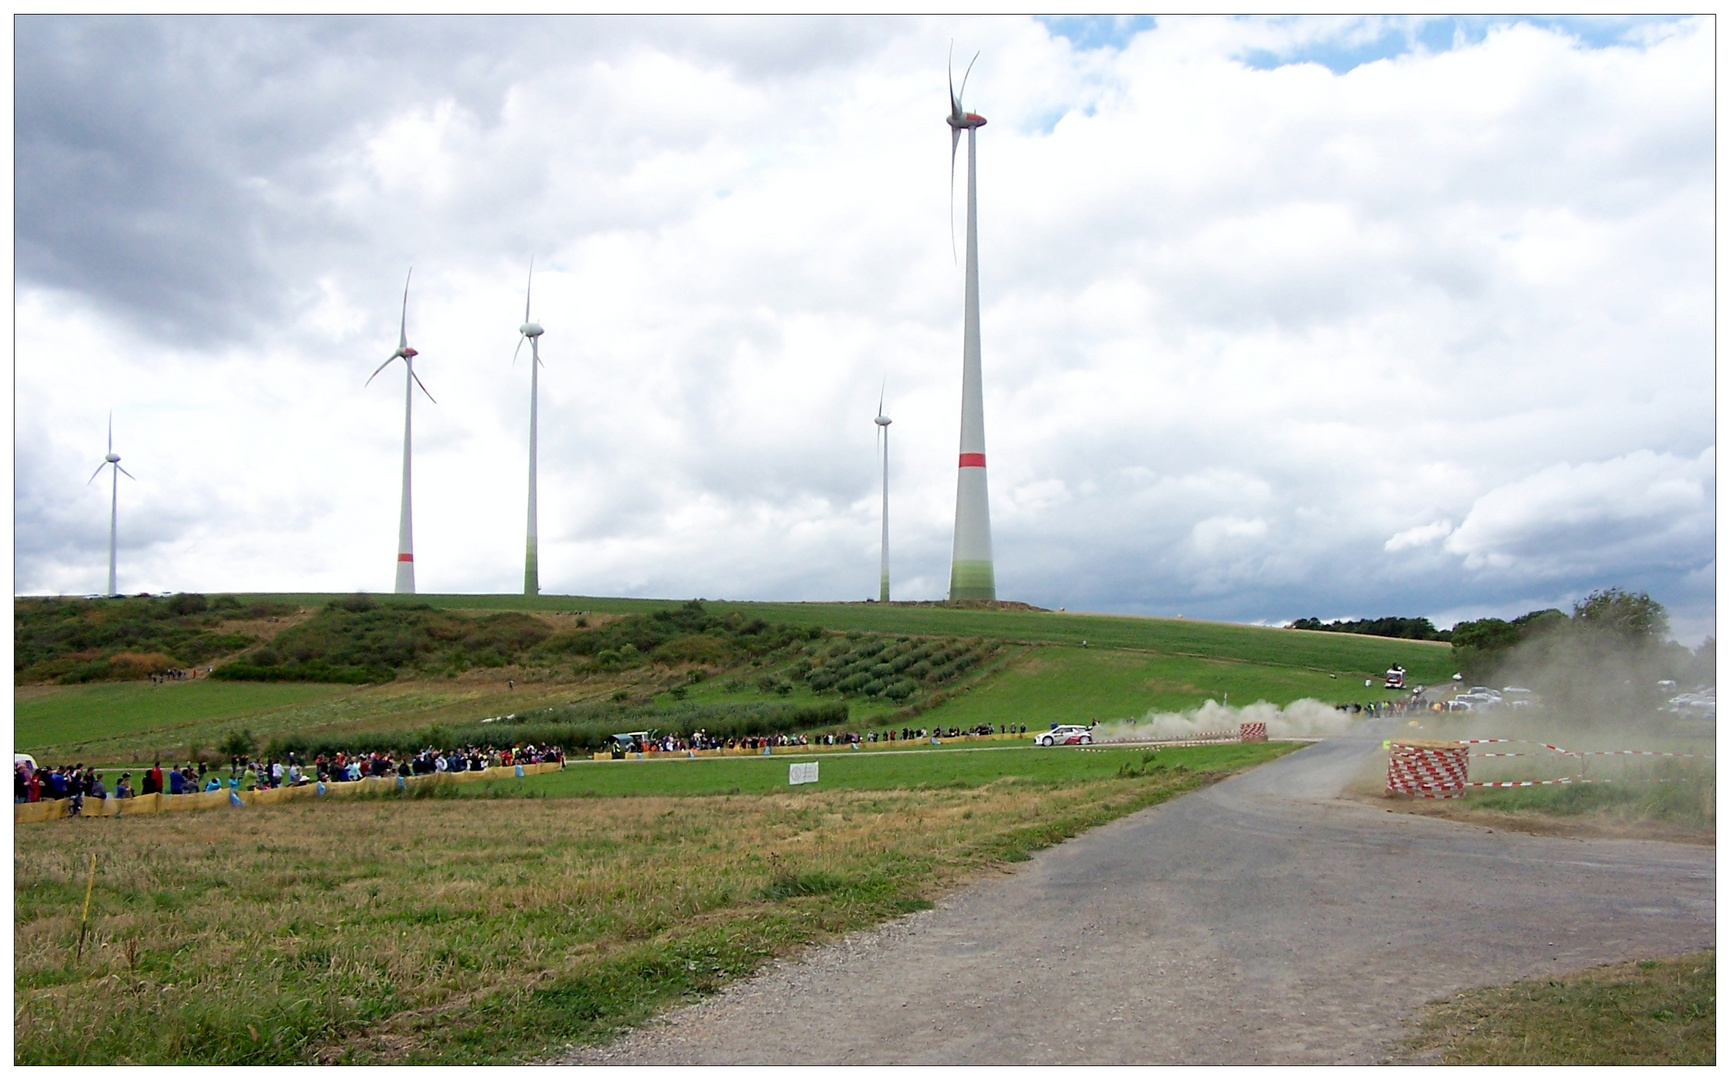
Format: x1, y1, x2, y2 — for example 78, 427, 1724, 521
15, 593, 1453, 762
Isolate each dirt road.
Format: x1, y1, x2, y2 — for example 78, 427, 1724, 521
563, 722, 1715, 1064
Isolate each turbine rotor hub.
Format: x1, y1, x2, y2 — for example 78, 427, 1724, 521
521, 322, 544, 338
875, 415, 892, 426
106, 453, 120, 463
397, 346, 418, 359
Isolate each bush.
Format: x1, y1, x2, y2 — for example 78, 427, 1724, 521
265, 700, 850, 760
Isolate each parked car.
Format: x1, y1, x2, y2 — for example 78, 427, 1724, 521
1666, 691, 1716, 720
1035, 725, 1093, 747
1500, 687, 1536, 709
1451, 693, 1498, 711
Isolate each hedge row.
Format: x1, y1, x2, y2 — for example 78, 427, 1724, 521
263, 700, 850, 760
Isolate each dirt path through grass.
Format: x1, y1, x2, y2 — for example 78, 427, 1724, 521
565, 718, 1714, 1064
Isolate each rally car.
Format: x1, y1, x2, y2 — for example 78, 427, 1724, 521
1035, 724, 1093, 747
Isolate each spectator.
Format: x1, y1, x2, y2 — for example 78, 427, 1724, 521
115, 773, 134, 799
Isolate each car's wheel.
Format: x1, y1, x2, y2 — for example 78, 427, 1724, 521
1080, 735, 1092, 745
1038, 736, 1052, 746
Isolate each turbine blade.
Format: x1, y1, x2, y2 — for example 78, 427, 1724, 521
411, 368, 437, 404
365, 355, 397, 386
88, 462, 107, 484
512, 336, 525, 367
879, 377, 886, 416
107, 411, 113, 454
948, 40, 958, 114
959, 51, 979, 110
117, 464, 137, 481
400, 267, 412, 351
525, 255, 534, 323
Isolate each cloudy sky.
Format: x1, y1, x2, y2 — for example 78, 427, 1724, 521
13, 16, 1716, 642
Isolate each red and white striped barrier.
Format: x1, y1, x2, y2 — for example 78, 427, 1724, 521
1239, 722, 1268, 743
1386, 741, 1469, 799
1456, 738, 1698, 758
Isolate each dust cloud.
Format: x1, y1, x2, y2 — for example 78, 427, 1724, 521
1098, 698, 1367, 742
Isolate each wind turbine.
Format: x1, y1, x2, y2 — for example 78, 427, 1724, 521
874, 384, 892, 603
514, 258, 545, 597
367, 269, 435, 595
946, 48, 996, 601
87, 412, 135, 598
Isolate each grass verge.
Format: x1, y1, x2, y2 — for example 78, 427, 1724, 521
1395, 951, 1715, 1064
13, 742, 1292, 1064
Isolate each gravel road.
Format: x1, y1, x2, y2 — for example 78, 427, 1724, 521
562, 722, 1715, 1064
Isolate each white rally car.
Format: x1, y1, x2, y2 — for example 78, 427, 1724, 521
1035, 725, 1093, 747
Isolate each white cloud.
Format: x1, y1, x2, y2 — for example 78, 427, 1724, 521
1443, 448, 1714, 576
11, 16, 1714, 639
1385, 520, 1454, 552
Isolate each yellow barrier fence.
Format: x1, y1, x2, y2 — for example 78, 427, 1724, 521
15, 761, 565, 825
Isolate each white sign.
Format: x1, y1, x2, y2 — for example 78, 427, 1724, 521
789, 761, 819, 786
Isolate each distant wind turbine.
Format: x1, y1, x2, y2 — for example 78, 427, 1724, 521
367, 269, 435, 594
946, 47, 996, 601
514, 258, 545, 597
875, 384, 892, 603
87, 412, 136, 598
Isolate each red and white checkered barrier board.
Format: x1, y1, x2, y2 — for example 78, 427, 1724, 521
1239, 722, 1268, 743
1386, 743, 1469, 799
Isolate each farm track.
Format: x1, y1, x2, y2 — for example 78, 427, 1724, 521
562, 719, 1714, 1064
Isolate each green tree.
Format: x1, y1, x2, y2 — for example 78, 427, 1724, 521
1572, 588, 1669, 643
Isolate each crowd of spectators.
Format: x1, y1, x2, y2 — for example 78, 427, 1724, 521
13, 743, 564, 808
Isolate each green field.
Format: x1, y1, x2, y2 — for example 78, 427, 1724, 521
229, 593, 1455, 680
16, 594, 1448, 763
14, 681, 349, 752
450, 741, 1270, 799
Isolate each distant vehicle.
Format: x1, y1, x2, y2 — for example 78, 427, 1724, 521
14, 753, 37, 771
608, 731, 652, 754
1500, 687, 1536, 709
1666, 691, 1715, 720
1467, 686, 1502, 700
1452, 693, 1498, 711
1035, 725, 1093, 747
1384, 665, 1407, 690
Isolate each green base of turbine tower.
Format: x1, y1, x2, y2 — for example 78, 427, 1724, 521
524, 541, 539, 597
948, 560, 996, 602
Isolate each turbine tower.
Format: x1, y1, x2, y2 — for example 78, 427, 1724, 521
515, 258, 545, 596
874, 385, 892, 603
87, 412, 136, 598
367, 269, 436, 594
946, 51, 996, 601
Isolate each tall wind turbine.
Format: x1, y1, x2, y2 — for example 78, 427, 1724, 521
946, 50, 996, 601
874, 385, 892, 603
515, 258, 545, 596
367, 269, 435, 594
87, 412, 136, 598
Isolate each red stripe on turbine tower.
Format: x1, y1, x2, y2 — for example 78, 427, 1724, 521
959, 453, 986, 468
398, 553, 414, 562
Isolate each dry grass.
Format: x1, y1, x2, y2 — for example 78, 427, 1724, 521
1396, 951, 1715, 1064
15, 765, 1237, 1064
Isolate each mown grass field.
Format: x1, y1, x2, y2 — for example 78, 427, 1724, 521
453, 742, 1274, 799
13, 741, 1291, 1064
1397, 951, 1714, 1064
14, 681, 349, 753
